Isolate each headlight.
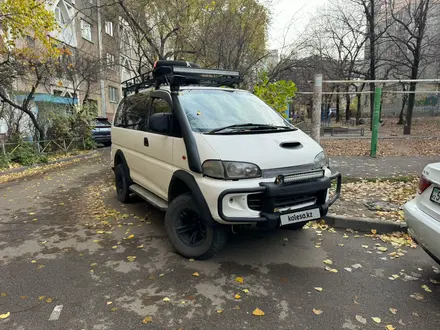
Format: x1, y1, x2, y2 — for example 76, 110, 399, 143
313, 151, 329, 169
202, 160, 262, 180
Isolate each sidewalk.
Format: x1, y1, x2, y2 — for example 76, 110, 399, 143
330, 156, 439, 178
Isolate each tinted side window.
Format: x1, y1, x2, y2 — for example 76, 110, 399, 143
114, 94, 150, 131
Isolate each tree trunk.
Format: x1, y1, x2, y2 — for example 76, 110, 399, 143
336, 85, 340, 122
356, 93, 362, 125
368, 0, 376, 131
404, 81, 417, 135
345, 92, 351, 121
397, 95, 407, 125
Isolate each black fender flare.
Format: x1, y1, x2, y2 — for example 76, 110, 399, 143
113, 150, 132, 182
169, 170, 214, 226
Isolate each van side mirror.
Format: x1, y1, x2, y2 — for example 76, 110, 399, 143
149, 113, 172, 134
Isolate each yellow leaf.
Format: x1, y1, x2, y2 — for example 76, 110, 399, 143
386, 325, 396, 330
90, 263, 97, 267
46, 298, 53, 303
189, 258, 195, 262
107, 301, 112, 305
111, 307, 118, 312
242, 289, 249, 293
343, 234, 349, 238
142, 316, 153, 324
234, 294, 241, 299
159, 273, 164, 277
325, 266, 338, 273
112, 245, 118, 249
421, 284, 432, 293
362, 245, 369, 249
126, 256, 136, 262
38, 295, 45, 300
0, 293, 6, 297
371, 229, 377, 235
389, 308, 397, 315
31, 260, 37, 263
236, 276, 244, 283
163, 297, 170, 302
0, 312, 10, 319
252, 308, 265, 316
93, 240, 100, 243
136, 245, 144, 249
323, 259, 333, 265
217, 309, 224, 313
313, 308, 323, 315
378, 246, 388, 252
126, 234, 135, 239
29, 212, 35, 215
314, 287, 323, 292
372, 317, 381, 323
192, 272, 200, 277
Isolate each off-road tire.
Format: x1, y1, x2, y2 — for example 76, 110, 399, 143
165, 193, 228, 259
115, 164, 131, 203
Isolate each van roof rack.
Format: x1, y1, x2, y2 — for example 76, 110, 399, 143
122, 60, 242, 96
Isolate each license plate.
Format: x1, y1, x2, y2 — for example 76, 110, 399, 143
430, 187, 440, 205
280, 208, 321, 226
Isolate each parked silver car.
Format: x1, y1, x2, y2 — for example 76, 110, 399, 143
404, 163, 440, 263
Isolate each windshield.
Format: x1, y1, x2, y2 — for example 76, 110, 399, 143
178, 89, 292, 133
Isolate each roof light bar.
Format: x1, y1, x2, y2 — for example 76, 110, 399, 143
172, 67, 240, 77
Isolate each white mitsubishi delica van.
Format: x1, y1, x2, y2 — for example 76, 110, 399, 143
111, 60, 341, 259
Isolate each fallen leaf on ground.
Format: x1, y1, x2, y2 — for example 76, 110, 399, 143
189, 258, 195, 262
107, 301, 112, 305
142, 316, 153, 324
126, 234, 135, 239
430, 278, 440, 285
192, 272, 200, 277
31, 260, 36, 263
362, 245, 369, 249
410, 293, 424, 301
217, 309, 224, 314
126, 256, 136, 262
352, 264, 362, 269
389, 308, 397, 315
111, 307, 118, 312
343, 234, 349, 238
242, 289, 249, 293
46, 298, 53, 303
253, 308, 265, 316
344, 267, 353, 272
371, 229, 377, 235
163, 297, 170, 302
136, 245, 144, 249
236, 276, 244, 283
325, 266, 338, 273
372, 317, 381, 323
90, 263, 97, 267
234, 294, 241, 299
421, 284, 432, 292
323, 259, 333, 265
378, 247, 388, 252
314, 287, 323, 292
159, 273, 164, 277
92, 240, 100, 243
0, 312, 10, 319
355, 315, 367, 324
385, 325, 396, 330
112, 245, 117, 249
313, 308, 323, 315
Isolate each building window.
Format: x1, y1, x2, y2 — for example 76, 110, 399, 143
106, 53, 115, 70
80, 19, 92, 42
120, 56, 131, 72
105, 21, 113, 36
109, 86, 119, 103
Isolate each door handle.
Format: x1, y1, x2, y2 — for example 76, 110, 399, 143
144, 137, 149, 147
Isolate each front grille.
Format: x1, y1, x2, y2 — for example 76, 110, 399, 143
93, 131, 111, 136
247, 193, 319, 212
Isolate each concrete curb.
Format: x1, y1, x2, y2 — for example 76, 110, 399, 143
0, 150, 99, 176
324, 214, 407, 234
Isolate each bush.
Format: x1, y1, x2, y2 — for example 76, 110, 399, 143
9, 141, 47, 167
0, 154, 10, 169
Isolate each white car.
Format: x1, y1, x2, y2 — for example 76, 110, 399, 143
111, 60, 341, 259
404, 163, 440, 263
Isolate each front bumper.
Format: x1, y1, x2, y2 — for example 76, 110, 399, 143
92, 135, 111, 144
216, 172, 342, 226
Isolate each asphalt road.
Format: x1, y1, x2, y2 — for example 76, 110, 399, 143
1, 148, 440, 330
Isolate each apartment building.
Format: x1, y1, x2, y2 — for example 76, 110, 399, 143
12, 0, 136, 122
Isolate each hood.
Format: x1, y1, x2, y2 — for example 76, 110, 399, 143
195, 129, 323, 170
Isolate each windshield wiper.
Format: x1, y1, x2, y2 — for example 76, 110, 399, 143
208, 123, 295, 134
